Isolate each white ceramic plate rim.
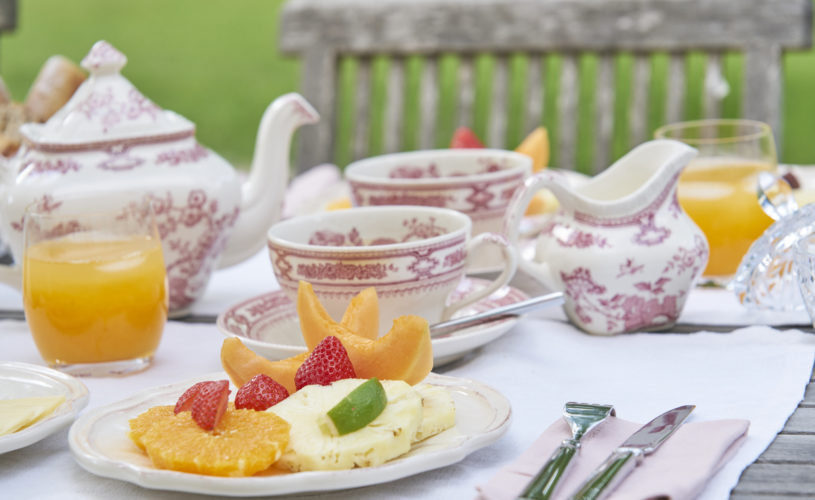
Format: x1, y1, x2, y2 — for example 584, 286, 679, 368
0, 361, 90, 454
68, 372, 511, 497
215, 279, 528, 366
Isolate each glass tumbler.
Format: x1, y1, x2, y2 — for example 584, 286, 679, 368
655, 119, 778, 283
22, 200, 168, 376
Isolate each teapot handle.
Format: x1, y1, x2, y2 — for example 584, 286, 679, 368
503, 172, 568, 290
0, 263, 22, 290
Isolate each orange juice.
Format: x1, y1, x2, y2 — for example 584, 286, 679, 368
677, 157, 775, 278
23, 235, 167, 365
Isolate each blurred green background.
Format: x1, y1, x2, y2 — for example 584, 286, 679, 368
1, 0, 297, 169
2, 0, 813, 171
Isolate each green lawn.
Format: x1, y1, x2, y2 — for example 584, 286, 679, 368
2, 0, 813, 169
1, 0, 297, 169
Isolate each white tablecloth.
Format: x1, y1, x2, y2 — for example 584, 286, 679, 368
1, 311, 814, 498
2, 250, 815, 499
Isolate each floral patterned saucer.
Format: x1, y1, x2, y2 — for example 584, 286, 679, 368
216, 278, 529, 366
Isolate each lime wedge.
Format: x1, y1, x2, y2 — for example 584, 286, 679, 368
325, 378, 387, 436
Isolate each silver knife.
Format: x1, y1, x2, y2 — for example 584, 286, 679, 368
569, 404, 695, 500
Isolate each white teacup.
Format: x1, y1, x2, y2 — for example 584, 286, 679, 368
267, 206, 518, 335
345, 149, 532, 271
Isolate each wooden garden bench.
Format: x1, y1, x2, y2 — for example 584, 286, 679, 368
0, 0, 15, 66
279, 0, 812, 173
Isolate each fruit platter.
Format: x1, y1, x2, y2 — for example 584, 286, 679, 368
69, 372, 509, 496
67, 282, 511, 495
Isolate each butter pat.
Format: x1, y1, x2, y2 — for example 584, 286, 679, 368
0, 396, 65, 436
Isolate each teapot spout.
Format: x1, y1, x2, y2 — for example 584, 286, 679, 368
218, 93, 319, 268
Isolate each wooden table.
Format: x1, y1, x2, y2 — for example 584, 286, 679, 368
731, 359, 815, 498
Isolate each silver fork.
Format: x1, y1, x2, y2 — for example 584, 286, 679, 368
517, 402, 615, 500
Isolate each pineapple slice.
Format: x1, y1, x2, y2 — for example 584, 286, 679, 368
413, 384, 456, 442
269, 379, 422, 471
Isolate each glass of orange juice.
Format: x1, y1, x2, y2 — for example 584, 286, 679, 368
22, 199, 167, 376
654, 119, 777, 283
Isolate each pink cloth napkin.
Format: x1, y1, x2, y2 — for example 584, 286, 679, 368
477, 416, 749, 500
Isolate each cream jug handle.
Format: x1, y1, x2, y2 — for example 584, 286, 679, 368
503, 172, 572, 291
441, 232, 518, 320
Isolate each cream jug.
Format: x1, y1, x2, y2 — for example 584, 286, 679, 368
0, 41, 319, 314
504, 140, 709, 335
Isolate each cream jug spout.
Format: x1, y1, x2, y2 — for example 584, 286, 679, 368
568, 139, 697, 216
218, 93, 319, 268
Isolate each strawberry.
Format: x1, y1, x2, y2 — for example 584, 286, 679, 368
174, 381, 215, 414
450, 126, 485, 148
191, 379, 230, 430
294, 336, 356, 390
235, 374, 290, 411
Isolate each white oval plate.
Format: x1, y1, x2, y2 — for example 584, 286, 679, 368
0, 362, 90, 454
216, 278, 528, 366
69, 372, 511, 497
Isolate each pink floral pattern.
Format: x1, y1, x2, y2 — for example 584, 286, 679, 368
407, 249, 440, 279
23, 158, 81, 176
305, 218, 446, 247
219, 291, 295, 340
669, 191, 684, 218
27, 220, 85, 241
663, 235, 708, 276
562, 267, 679, 333
387, 163, 502, 179
401, 217, 444, 240
617, 258, 644, 278
389, 164, 441, 179
97, 151, 144, 171
363, 192, 454, 207
465, 183, 495, 211
296, 261, 397, 280
543, 221, 610, 249
10, 195, 62, 232
76, 88, 161, 134
444, 248, 466, 268
150, 190, 239, 311
349, 170, 525, 220
308, 228, 364, 247
156, 143, 209, 166
269, 233, 467, 288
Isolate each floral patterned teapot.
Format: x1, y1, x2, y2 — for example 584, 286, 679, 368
505, 140, 709, 335
0, 41, 319, 314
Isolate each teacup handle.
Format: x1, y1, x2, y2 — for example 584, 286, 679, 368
503, 172, 566, 290
441, 232, 518, 320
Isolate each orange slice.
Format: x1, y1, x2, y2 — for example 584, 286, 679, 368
129, 404, 290, 477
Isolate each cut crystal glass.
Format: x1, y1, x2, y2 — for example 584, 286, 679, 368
728, 203, 815, 311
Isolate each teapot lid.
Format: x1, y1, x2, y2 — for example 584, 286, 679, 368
20, 40, 194, 151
